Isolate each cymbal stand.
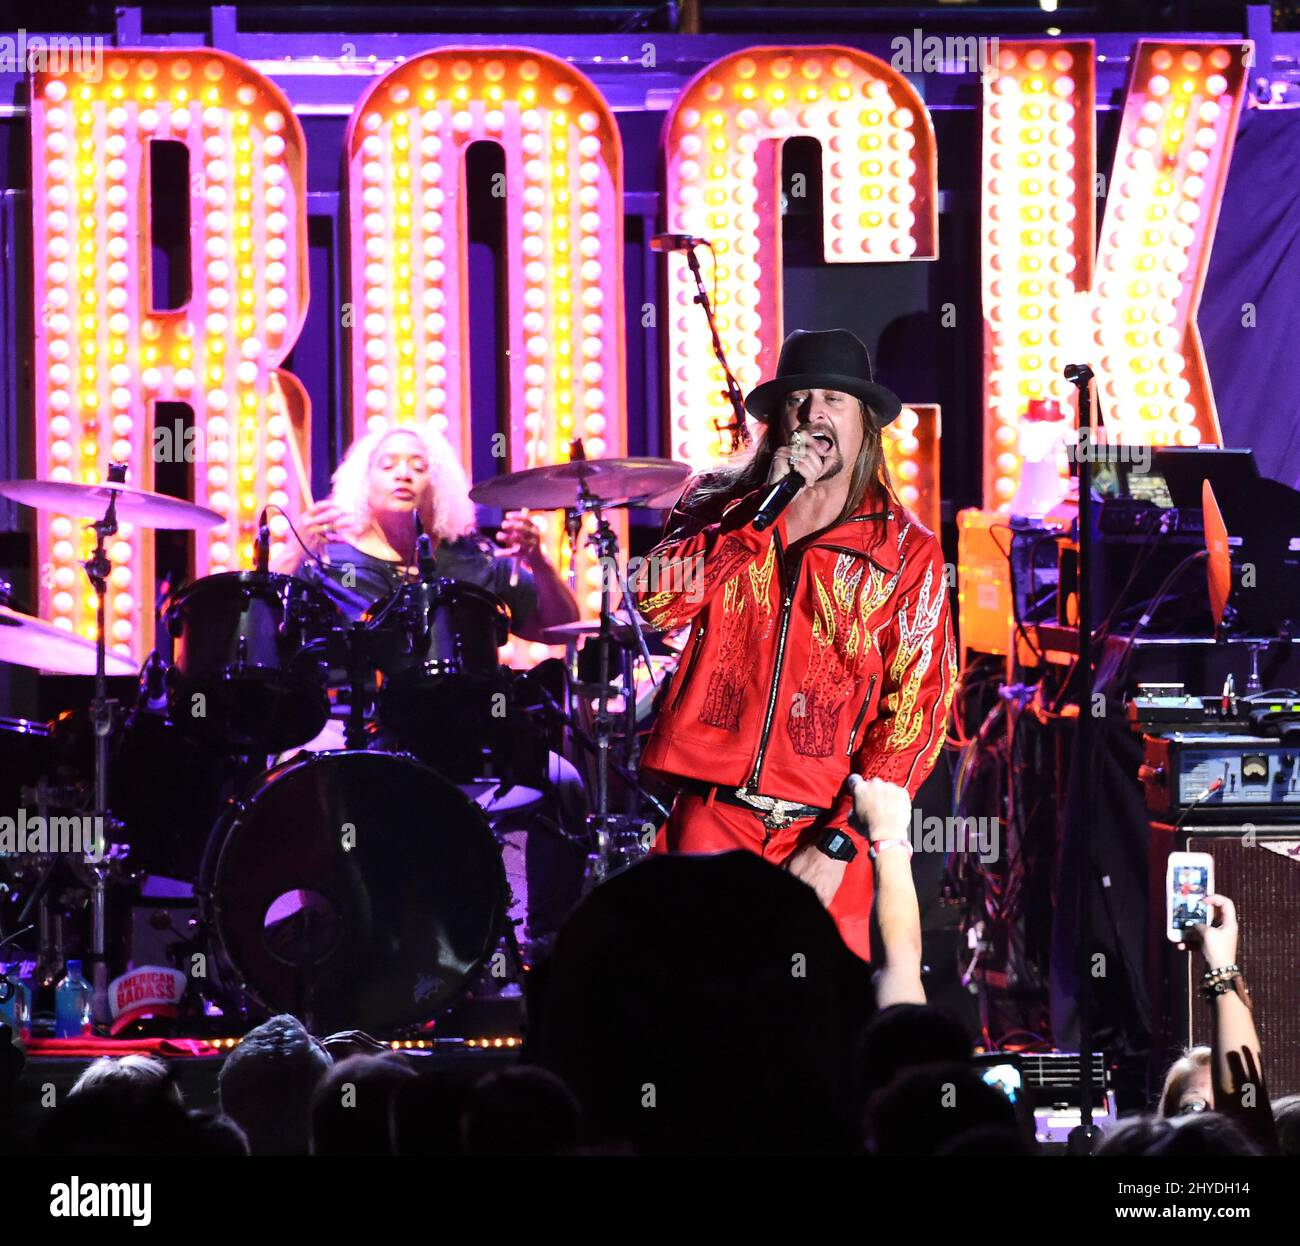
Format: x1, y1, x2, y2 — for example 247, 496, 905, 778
586, 486, 615, 854
560, 502, 595, 797
609, 541, 656, 787
575, 482, 654, 886
532, 685, 669, 823
81, 462, 127, 1026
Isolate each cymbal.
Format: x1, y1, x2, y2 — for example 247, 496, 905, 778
0, 604, 139, 676
541, 614, 688, 653
644, 482, 689, 509
470, 457, 690, 511
0, 479, 223, 530
541, 613, 643, 645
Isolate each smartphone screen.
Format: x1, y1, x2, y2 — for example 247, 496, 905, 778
1167, 854, 1213, 941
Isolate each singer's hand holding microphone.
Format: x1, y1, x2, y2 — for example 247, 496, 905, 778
753, 429, 830, 531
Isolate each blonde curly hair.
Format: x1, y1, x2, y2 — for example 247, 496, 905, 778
328, 423, 477, 544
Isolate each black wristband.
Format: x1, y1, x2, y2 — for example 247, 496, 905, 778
817, 827, 859, 862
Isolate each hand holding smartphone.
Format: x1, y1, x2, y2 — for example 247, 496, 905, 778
1166, 850, 1214, 944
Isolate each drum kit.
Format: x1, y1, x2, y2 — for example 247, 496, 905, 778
0, 452, 689, 1036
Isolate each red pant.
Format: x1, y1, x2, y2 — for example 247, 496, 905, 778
653, 792, 874, 962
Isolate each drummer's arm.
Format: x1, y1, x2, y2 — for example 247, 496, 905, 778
270, 540, 307, 576
514, 552, 579, 641
496, 512, 579, 641
272, 500, 350, 576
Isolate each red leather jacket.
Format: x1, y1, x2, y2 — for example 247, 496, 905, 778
634, 480, 957, 832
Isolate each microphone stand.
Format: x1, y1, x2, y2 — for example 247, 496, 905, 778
1064, 363, 1098, 1153
681, 241, 750, 453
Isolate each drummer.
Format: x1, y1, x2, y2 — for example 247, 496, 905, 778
275, 422, 588, 958
272, 422, 580, 637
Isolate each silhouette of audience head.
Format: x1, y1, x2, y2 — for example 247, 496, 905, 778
529, 851, 875, 1154
864, 1063, 1031, 1156
310, 1053, 416, 1156
854, 1004, 972, 1103
1098, 1112, 1260, 1156
1271, 1094, 1300, 1158
69, 1053, 182, 1108
391, 1066, 477, 1157
218, 1013, 331, 1156
461, 1065, 583, 1156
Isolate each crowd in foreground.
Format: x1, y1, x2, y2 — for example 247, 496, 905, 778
0, 778, 1292, 1156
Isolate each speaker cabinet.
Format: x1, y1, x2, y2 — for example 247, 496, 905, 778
1149, 821, 1300, 1096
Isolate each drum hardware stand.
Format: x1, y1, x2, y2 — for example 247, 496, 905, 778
531, 686, 670, 823
33, 906, 65, 1002
561, 499, 590, 785
13, 777, 86, 934
572, 484, 667, 888
0, 926, 33, 1010
81, 462, 130, 1027
10, 785, 70, 956
342, 621, 375, 751
607, 526, 656, 788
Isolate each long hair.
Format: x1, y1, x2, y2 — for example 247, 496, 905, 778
329, 423, 477, 544
686, 400, 900, 539
1157, 1046, 1212, 1118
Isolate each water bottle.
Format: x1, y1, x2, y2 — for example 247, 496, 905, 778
54, 960, 93, 1038
0, 963, 31, 1038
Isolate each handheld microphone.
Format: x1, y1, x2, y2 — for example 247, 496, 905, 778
255, 507, 271, 574
1063, 363, 1094, 385
649, 233, 706, 253
752, 471, 806, 533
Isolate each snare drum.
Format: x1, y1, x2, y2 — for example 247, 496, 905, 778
163, 571, 332, 753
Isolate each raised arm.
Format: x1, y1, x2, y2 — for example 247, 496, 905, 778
1191, 894, 1280, 1154
849, 775, 924, 1005
269, 499, 354, 575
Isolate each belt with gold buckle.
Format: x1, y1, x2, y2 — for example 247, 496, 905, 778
732, 789, 826, 831
675, 779, 828, 831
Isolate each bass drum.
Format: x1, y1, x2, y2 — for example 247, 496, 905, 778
197, 750, 508, 1034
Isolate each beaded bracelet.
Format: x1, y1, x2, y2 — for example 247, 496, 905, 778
1200, 964, 1252, 1008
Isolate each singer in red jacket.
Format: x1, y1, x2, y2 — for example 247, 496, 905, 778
633, 330, 957, 961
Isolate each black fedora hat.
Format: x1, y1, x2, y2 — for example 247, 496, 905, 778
744, 328, 902, 429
